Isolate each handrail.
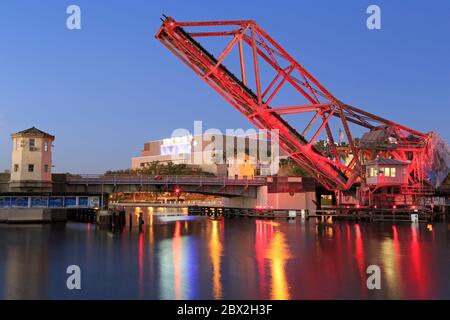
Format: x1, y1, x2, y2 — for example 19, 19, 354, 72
66, 174, 267, 185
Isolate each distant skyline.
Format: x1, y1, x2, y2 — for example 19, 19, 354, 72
1, 0, 449, 173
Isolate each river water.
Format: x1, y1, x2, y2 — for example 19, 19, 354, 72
0, 208, 449, 300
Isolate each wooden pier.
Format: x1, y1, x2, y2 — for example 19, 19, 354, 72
188, 206, 447, 223
67, 208, 97, 223
64, 205, 447, 226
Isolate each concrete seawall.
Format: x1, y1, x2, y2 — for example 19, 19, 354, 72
0, 208, 67, 223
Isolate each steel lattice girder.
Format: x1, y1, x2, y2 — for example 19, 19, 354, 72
156, 16, 428, 191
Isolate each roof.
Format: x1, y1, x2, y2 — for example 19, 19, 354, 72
11, 127, 54, 140
366, 158, 411, 166
360, 129, 389, 143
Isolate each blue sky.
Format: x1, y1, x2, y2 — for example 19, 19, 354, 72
1, 0, 449, 173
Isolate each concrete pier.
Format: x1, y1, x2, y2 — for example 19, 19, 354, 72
0, 208, 67, 223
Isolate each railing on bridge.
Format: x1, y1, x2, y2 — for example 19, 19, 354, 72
66, 174, 267, 186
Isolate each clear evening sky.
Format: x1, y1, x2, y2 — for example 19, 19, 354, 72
1, 0, 449, 173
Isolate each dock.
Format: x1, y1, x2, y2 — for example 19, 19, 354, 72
187, 206, 447, 223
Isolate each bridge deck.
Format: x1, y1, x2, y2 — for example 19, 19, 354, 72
66, 175, 267, 186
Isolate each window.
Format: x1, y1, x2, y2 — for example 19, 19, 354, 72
15, 139, 18, 150
383, 167, 396, 177
28, 164, 34, 172
44, 164, 49, 173
29, 139, 35, 151
44, 141, 48, 152
369, 167, 378, 177
14, 164, 19, 172
389, 167, 396, 177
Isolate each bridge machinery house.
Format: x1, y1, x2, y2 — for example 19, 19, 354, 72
0, 127, 102, 223
10, 127, 55, 192
365, 158, 410, 186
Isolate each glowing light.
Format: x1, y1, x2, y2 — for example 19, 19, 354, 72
381, 231, 399, 298
209, 220, 223, 299
255, 220, 271, 297
326, 226, 334, 238
409, 225, 430, 298
138, 232, 144, 297
427, 224, 433, 232
354, 224, 365, 290
266, 232, 291, 300
173, 221, 182, 299
162, 135, 192, 146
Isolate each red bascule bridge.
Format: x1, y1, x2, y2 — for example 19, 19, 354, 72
155, 16, 450, 210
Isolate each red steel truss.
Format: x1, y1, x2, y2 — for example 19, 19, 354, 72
156, 16, 430, 192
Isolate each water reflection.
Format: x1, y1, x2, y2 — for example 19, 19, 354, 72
2, 226, 50, 299
0, 215, 448, 300
173, 221, 182, 300
156, 219, 197, 300
255, 220, 271, 298
208, 219, 223, 299
409, 224, 430, 299
381, 228, 399, 298
138, 232, 144, 297
255, 221, 292, 300
354, 224, 365, 285
390, 225, 402, 298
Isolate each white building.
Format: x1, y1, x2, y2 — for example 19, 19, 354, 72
131, 133, 281, 177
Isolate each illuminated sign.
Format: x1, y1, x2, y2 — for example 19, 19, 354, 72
161, 144, 191, 156
161, 135, 192, 155
162, 135, 193, 146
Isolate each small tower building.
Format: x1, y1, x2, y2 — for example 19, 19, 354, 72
10, 127, 54, 192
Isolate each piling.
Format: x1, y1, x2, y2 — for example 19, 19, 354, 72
138, 211, 144, 232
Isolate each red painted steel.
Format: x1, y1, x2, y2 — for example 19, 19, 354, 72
155, 16, 430, 195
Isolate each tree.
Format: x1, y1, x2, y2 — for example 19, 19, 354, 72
104, 168, 136, 175
104, 161, 214, 177
278, 157, 311, 177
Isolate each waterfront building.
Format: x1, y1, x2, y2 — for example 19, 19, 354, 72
9, 127, 54, 192
226, 154, 256, 179
131, 133, 281, 178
